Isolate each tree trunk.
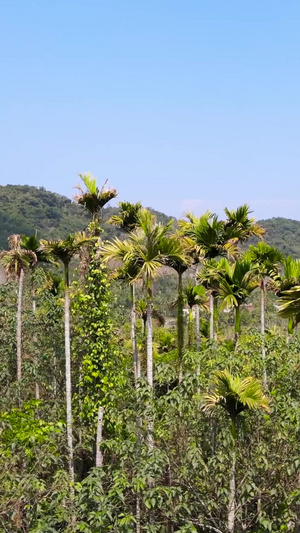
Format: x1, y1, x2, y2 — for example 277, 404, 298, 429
188, 307, 194, 348
260, 281, 267, 388
195, 304, 200, 352
96, 406, 104, 467
234, 306, 241, 349
228, 419, 236, 533
17, 268, 24, 381
64, 266, 75, 490
209, 292, 214, 340
32, 289, 40, 400
146, 277, 154, 451
177, 271, 184, 382
131, 284, 141, 384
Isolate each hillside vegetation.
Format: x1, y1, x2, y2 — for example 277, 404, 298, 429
0, 185, 172, 248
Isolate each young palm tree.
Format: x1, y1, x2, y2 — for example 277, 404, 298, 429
247, 242, 283, 386
74, 172, 118, 233
40, 232, 91, 488
0, 235, 37, 381
203, 370, 269, 533
217, 258, 256, 345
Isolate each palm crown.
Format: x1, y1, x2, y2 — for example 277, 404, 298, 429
74, 173, 117, 222
0, 234, 37, 279
203, 370, 270, 419
108, 201, 142, 233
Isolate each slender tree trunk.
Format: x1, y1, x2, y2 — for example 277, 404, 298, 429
96, 406, 104, 467
228, 419, 236, 533
16, 268, 24, 382
188, 307, 194, 348
177, 271, 184, 382
131, 284, 141, 383
260, 280, 267, 388
64, 266, 75, 491
146, 277, 154, 451
32, 289, 40, 400
209, 292, 214, 340
234, 306, 241, 350
195, 305, 200, 351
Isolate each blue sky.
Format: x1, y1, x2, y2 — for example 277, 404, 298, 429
1, 1, 300, 220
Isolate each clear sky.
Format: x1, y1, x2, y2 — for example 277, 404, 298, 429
1, 1, 300, 220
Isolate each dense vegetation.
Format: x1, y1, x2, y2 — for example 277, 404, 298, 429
1, 175, 300, 533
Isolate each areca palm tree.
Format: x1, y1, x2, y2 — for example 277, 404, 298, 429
184, 284, 208, 348
166, 234, 192, 381
203, 370, 269, 533
74, 172, 118, 234
277, 285, 300, 327
108, 201, 142, 233
217, 258, 256, 345
40, 232, 91, 488
247, 242, 283, 386
0, 235, 37, 381
197, 259, 223, 340
275, 257, 300, 333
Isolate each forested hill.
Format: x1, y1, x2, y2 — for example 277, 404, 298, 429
0, 185, 299, 256
0, 185, 173, 249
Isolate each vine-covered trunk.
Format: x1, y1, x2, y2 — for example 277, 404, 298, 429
146, 276, 154, 451
64, 265, 75, 490
260, 280, 267, 388
188, 307, 194, 348
195, 304, 200, 352
32, 289, 40, 400
17, 268, 24, 382
177, 271, 184, 382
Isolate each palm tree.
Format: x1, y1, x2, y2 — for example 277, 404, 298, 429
275, 257, 300, 334
277, 285, 300, 327
40, 232, 91, 488
223, 204, 264, 243
108, 201, 142, 233
247, 242, 283, 386
217, 258, 256, 345
184, 284, 208, 348
21, 234, 53, 398
203, 370, 269, 533
197, 259, 223, 340
0, 235, 37, 381
166, 234, 192, 381
74, 172, 118, 234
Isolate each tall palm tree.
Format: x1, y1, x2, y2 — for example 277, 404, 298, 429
21, 234, 53, 398
180, 206, 263, 340
197, 259, 223, 340
0, 235, 37, 381
217, 258, 256, 345
74, 172, 118, 234
247, 242, 283, 386
203, 370, 269, 533
166, 234, 192, 381
184, 284, 208, 348
40, 232, 91, 488
106, 201, 143, 383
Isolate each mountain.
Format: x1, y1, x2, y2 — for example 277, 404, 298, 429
0, 185, 173, 249
0, 185, 299, 257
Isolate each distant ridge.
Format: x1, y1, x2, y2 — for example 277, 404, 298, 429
0, 185, 299, 256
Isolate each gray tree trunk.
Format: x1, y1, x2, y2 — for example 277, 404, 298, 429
195, 305, 200, 352
64, 285, 75, 488
17, 268, 24, 381
32, 291, 40, 400
146, 284, 154, 451
228, 447, 236, 532
96, 406, 104, 467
